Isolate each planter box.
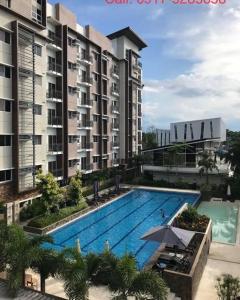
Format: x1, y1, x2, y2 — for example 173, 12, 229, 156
162, 220, 212, 300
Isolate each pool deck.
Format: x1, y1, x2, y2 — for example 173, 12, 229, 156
195, 200, 240, 300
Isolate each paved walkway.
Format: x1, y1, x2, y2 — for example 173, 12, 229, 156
195, 242, 240, 300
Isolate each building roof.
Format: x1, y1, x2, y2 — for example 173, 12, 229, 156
107, 27, 147, 50
0, 280, 64, 300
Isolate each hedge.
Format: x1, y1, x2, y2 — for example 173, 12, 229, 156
28, 202, 88, 228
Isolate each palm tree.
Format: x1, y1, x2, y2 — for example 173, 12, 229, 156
30, 248, 64, 293
198, 150, 218, 185
58, 248, 92, 300
1, 223, 53, 296
109, 254, 168, 300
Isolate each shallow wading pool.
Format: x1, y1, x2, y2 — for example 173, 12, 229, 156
45, 189, 199, 269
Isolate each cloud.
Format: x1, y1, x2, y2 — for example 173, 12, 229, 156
143, 2, 240, 131
148, 8, 164, 20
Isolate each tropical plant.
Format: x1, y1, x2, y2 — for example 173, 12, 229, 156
67, 171, 85, 206
0, 221, 9, 272
224, 138, 240, 176
0, 223, 52, 296
36, 170, 63, 212
216, 274, 240, 300
109, 254, 168, 300
58, 248, 92, 300
30, 248, 64, 293
198, 151, 218, 185
142, 126, 158, 150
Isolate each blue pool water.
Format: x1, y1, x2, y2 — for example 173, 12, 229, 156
46, 189, 199, 269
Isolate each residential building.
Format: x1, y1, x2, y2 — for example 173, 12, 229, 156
0, 0, 146, 223
143, 118, 229, 185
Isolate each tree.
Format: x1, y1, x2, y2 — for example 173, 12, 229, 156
36, 170, 63, 212
216, 274, 240, 300
109, 254, 168, 300
30, 248, 64, 293
198, 151, 218, 185
58, 248, 91, 300
67, 171, 84, 206
0, 223, 52, 296
142, 127, 158, 150
224, 138, 240, 176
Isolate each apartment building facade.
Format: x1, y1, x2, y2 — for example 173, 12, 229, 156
0, 0, 146, 223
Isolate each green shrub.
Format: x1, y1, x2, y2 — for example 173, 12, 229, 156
20, 199, 46, 222
216, 274, 240, 300
28, 202, 88, 228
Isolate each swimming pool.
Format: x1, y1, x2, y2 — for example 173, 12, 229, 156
46, 189, 199, 269
197, 201, 239, 244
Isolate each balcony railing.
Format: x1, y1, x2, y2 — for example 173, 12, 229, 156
49, 169, 63, 178
112, 104, 119, 113
46, 90, 62, 100
48, 62, 62, 74
48, 32, 62, 48
78, 120, 93, 128
78, 53, 93, 63
112, 123, 119, 130
112, 66, 119, 77
48, 143, 63, 152
79, 99, 93, 107
111, 86, 120, 95
112, 141, 120, 148
77, 76, 93, 85
82, 164, 93, 171
48, 116, 62, 126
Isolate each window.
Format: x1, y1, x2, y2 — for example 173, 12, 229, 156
94, 73, 98, 82
34, 104, 42, 115
174, 125, 178, 140
93, 115, 98, 122
69, 160, 77, 168
81, 48, 86, 59
210, 121, 213, 139
0, 169, 12, 182
0, 29, 10, 44
34, 44, 42, 56
93, 136, 99, 143
184, 124, 187, 140
94, 95, 98, 102
102, 79, 107, 95
68, 86, 76, 94
0, 65, 11, 78
93, 156, 99, 163
68, 62, 76, 70
68, 136, 76, 143
68, 111, 76, 119
0, 99, 11, 112
81, 157, 87, 170
33, 135, 42, 145
190, 123, 194, 140
68, 37, 75, 47
94, 52, 98, 61
200, 122, 205, 140
102, 59, 107, 76
0, 135, 11, 146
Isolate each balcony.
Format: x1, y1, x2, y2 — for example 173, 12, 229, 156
47, 32, 62, 50
133, 61, 142, 70
111, 66, 119, 78
77, 53, 93, 65
77, 75, 93, 87
46, 90, 62, 102
112, 141, 120, 149
112, 158, 120, 166
48, 116, 62, 127
111, 86, 120, 97
77, 120, 93, 129
47, 62, 62, 76
48, 143, 63, 154
78, 99, 93, 108
49, 169, 63, 179
82, 163, 93, 174
111, 122, 119, 131
112, 104, 120, 114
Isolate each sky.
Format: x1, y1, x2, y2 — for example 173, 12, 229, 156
50, 0, 240, 131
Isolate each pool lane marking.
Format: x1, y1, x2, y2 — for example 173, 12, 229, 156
111, 197, 183, 253
81, 195, 168, 251
135, 198, 185, 267
57, 191, 146, 245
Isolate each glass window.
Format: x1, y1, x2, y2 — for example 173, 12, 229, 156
33, 135, 42, 145
200, 122, 205, 140
0, 135, 11, 146
34, 44, 42, 56
34, 104, 42, 115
